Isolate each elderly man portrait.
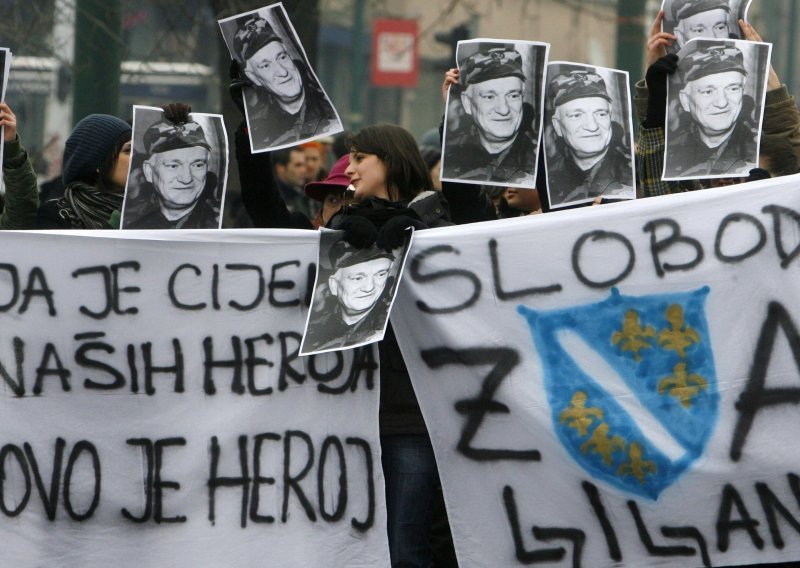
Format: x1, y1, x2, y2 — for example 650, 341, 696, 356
667, 42, 757, 177
444, 45, 539, 184
668, 0, 737, 50
233, 12, 341, 150
303, 243, 395, 353
546, 68, 634, 206
124, 117, 221, 229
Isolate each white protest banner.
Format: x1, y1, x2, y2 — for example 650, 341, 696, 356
0, 229, 389, 567
392, 173, 800, 568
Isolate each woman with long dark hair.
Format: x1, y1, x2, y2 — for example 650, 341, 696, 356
237, 122, 454, 567
336, 124, 453, 568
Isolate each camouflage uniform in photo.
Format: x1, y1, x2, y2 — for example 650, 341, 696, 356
547, 70, 633, 204
234, 15, 340, 149
669, 44, 756, 177
444, 47, 538, 184
303, 244, 395, 352
125, 119, 220, 229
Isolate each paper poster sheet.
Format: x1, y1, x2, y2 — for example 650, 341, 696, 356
661, 0, 754, 54
301, 229, 413, 355
543, 62, 635, 209
440, 38, 550, 189
663, 38, 771, 181
218, 3, 343, 153
121, 105, 228, 229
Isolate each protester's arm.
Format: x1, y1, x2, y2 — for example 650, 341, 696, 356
439, 157, 496, 224
637, 56, 706, 197
740, 20, 800, 162
229, 60, 312, 230
0, 103, 39, 230
636, 56, 678, 197
637, 125, 675, 197
635, 11, 677, 124
438, 68, 497, 224
235, 123, 312, 230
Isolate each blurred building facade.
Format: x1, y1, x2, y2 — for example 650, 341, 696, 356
0, 0, 796, 186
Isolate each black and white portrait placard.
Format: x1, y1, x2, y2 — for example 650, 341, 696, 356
300, 230, 414, 356
440, 39, 550, 189
663, 38, 771, 180
543, 62, 635, 209
662, 0, 753, 54
120, 105, 228, 230
218, 3, 343, 153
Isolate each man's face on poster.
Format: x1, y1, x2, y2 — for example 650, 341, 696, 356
329, 258, 392, 321
144, 146, 209, 213
461, 76, 524, 146
552, 96, 613, 160
246, 40, 303, 104
675, 9, 730, 46
680, 70, 744, 137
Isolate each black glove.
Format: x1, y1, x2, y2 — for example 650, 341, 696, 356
644, 54, 679, 129
162, 102, 192, 125
746, 168, 771, 183
229, 59, 255, 117
376, 215, 427, 251
334, 216, 378, 249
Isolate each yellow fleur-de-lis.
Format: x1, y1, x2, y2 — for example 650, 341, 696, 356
559, 391, 603, 436
580, 423, 625, 465
657, 304, 700, 357
658, 362, 707, 408
611, 309, 656, 362
616, 442, 657, 484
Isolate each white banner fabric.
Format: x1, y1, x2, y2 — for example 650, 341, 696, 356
0, 229, 389, 567
392, 174, 800, 568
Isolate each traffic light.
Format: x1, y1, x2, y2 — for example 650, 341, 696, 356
435, 23, 470, 67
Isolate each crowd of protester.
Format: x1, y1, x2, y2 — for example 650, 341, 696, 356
0, 9, 798, 568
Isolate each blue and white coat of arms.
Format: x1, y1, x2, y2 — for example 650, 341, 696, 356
518, 287, 718, 500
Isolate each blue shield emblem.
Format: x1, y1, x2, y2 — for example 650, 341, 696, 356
518, 287, 718, 500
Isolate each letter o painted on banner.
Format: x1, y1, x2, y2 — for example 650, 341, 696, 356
572, 231, 635, 289
714, 213, 767, 264
0, 445, 31, 517
317, 436, 347, 522
63, 441, 101, 521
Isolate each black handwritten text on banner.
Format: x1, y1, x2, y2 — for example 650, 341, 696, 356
392, 174, 800, 568
0, 230, 389, 567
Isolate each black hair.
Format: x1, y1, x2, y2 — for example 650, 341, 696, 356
270, 146, 305, 168
95, 131, 132, 192
349, 124, 433, 202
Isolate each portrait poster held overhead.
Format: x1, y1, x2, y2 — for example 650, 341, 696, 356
300, 229, 414, 356
218, 3, 343, 153
120, 105, 228, 230
543, 62, 635, 209
440, 39, 550, 188
0, 229, 390, 567
663, 38, 771, 180
391, 173, 800, 567
661, 0, 754, 54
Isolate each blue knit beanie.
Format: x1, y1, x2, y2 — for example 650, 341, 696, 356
62, 114, 132, 186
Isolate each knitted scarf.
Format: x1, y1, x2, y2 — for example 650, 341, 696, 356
56, 182, 123, 230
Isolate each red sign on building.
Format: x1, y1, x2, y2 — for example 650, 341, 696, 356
371, 19, 419, 88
